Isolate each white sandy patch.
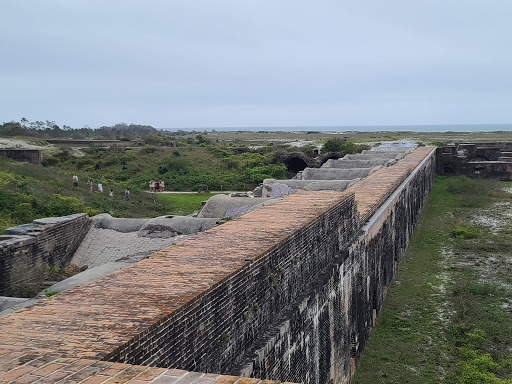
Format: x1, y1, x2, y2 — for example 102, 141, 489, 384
0, 138, 59, 155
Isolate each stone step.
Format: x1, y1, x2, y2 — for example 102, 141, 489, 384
498, 156, 512, 162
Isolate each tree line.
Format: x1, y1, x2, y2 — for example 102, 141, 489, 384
0, 119, 162, 140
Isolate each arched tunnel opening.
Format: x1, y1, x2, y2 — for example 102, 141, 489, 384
284, 157, 308, 174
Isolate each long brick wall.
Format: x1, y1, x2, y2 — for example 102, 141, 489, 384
0, 214, 89, 296
244, 148, 436, 383
0, 147, 436, 384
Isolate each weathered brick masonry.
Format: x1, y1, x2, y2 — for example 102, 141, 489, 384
0, 147, 435, 384
243, 148, 436, 384
0, 149, 42, 165
437, 143, 512, 180
0, 214, 89, 296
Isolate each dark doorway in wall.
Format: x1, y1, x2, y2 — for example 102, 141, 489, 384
284, 157, 308, 173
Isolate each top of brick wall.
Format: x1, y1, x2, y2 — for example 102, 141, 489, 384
0, 353, 291, 384
0, 146, 435, 382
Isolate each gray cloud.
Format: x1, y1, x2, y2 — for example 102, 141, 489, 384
1, 0, 511, 128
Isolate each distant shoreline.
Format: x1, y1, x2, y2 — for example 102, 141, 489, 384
159, 124, 512, 133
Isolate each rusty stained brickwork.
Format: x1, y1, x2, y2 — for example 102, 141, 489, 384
0, 352, 290, 384
0, 147, 435, 384
244, 147, 436, 384
0, 214, 90, 296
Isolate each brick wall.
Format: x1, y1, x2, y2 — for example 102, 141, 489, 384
0, 213, 89, 296
436, 143, 512, 180
108, 192, 360, 373
238, 149, 436, 384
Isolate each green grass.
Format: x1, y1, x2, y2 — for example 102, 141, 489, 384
353, 176, 455, 384
157, 193, 225, 215
353, 176, 512, 384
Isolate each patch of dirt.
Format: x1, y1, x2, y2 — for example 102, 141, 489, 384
471, 201, 512, 234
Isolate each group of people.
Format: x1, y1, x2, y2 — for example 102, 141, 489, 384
149, 179, 165, 192
73, 175, 130, 201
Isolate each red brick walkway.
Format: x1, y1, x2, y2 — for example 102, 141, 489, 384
0, 353, 288, 384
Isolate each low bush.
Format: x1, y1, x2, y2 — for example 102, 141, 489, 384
452, 225, 481, 239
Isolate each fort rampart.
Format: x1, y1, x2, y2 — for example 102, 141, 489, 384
0, 147, 435, 384
437, 143, 512, 180
0, 214, 89, 296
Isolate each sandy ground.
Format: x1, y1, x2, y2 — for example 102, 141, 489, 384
0, 138, 59, 155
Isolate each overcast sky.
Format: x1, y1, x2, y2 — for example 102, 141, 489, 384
1, 1, 511, 129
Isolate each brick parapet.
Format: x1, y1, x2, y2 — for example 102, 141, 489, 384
0, 214, 90, 296
0, 352, 285, 384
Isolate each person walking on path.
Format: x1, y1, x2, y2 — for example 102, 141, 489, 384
87, 179, 93, 193
109, 189, 114, 198
72, 175, 78, 188
98, 182, 103, 193
125, 189, 130, 201
160, 180, 164, 192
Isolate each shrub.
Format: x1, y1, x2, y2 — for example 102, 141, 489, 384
158, 165, 168, 174
452, 225, 481, 239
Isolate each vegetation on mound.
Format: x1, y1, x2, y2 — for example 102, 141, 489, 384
0, 128, 369, 231
0, 158, 168, 231
353, 176, 512, 384
51, 145, 288, 191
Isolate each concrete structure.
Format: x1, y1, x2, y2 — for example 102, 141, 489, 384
322, 158, 396, 169
0, 214, 220, 299
46, 139, 145, 147
0, 147, 435, 384
300, 167, 380, 180
261, 179, 360, 198
261, 147, 411, 199
342, 153, 404, 161
437, 143, 512, 180
0, 149, 43, 164
197, 195, 275, 219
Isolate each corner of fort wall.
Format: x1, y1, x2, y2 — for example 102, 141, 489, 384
0, 213, 90, 296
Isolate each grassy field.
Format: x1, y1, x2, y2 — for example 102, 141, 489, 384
156, 193, 224, 215
353, 176, 512, 384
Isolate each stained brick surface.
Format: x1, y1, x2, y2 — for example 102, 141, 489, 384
0, 354, 266, 384
0, 214, 89, 295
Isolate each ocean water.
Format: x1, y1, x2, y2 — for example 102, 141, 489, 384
163, 124, 512, 132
